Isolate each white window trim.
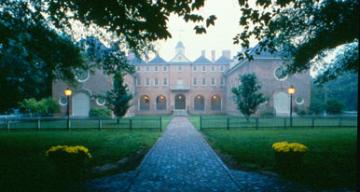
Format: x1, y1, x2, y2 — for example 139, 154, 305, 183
177, 65, 183, 72
211, 66, 216, 72
211, 78, 216, 86
145, 78, 151, 86
192, 66, 197, 72
163, 66, 168, 72
202, 66, 206, 72
59, 97, 68, 106
192, 78, 197, 86
163, 78, 168, 86
295, 97, 305, 105
96, 97, 106, 106
75, 70, 90, 83
273, 66, 288, 81
202, 78, 206, 86
220, 66, 225, 72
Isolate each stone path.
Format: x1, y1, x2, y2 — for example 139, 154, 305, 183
87, 117, 311, 192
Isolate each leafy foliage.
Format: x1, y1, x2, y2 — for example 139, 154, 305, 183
309, 73, 358, 114
231, 73, 266, 119
0, 0, 215, 112
89, 108, 112, 118
106, 73, 132, 117
325, 99, 344, 114
19, 97, 60, 116
235, 0, 358, 83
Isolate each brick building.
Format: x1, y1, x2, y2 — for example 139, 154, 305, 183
52, 41, 311, 117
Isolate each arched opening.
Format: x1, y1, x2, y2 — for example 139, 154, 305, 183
156, 95, 167, 110
175, 94, 186, 110
139, 95, 150, 111
194, 95, 205, 111
211, 95, 221, 111
72, 92, 90, 117
273, 92, 290, 116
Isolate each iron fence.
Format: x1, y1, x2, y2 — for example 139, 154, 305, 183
0, 116, 163, 131
199, 116, 358, 130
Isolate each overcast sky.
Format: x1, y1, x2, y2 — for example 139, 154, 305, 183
153, 0, 245, 61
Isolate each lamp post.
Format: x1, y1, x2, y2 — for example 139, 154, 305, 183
64, 88, 72, 130
287, 85, 296, 128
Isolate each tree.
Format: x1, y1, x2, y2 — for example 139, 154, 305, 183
0, 1, 216, 112
19, 97, 60, 116
105, 72, 132, 118
325, 99, 344, 114
232, 73, 266, 120
234, 0, 358, 83
309, 72, 358, 114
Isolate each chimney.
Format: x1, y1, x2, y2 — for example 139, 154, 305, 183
222, 50, 231, 59
201, 50, 206, 57
211, 50, 216, 62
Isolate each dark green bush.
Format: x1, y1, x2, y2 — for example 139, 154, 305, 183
89, 108, 112, 118
326, 99, 344, 114
19, 97, 59, 116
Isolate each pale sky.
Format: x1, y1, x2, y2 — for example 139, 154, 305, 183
153, 0, 244, 61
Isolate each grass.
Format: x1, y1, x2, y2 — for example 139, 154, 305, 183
194, 116, 357, 190
0, 116, 167, 192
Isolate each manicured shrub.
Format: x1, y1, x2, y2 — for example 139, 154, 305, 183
89, 108, 112, 118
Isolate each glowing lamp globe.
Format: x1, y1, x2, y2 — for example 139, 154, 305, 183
288, 85, 296, 95
64, 88, 72, 96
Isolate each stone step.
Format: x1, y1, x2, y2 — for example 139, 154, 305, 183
172, 110, 188, 116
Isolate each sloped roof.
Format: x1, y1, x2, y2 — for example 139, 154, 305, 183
128, 57, 146, 65
193, 56, 213, 65
215, 56, 232, 65
247, 44, 284, 58
170, 53, 191, 64
148, 55, 168, 64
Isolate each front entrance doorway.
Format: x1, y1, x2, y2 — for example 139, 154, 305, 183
175, 94, 186, 110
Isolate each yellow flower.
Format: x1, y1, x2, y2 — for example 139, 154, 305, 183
272, 141, 308, 153
45, 145, 92, 158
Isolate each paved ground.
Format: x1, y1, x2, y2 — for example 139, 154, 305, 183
87, 117, 310, 192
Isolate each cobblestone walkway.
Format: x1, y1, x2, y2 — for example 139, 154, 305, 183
127, 117, 240, 192
87, 117, 312, 192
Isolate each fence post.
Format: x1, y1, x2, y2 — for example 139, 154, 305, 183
284, 118, 287, 129
67, 118, 71, 131
311, 117, 315, 128
129, 119, 132, 131
159, 116, 162, 131
37, 118, 41, 131
199, 116, 202, 130
255, 118, 259, 130
226, 117, 230, 130
338, 117, 342, 127
7, 119, 10, 131
98, 119, 102, 130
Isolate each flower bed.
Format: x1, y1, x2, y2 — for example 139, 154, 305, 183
46, 145, 92, 179
272, 141, 308, 174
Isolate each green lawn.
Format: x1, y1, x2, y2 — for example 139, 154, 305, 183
201, 128, 357, 190
0, 129, 161, 192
